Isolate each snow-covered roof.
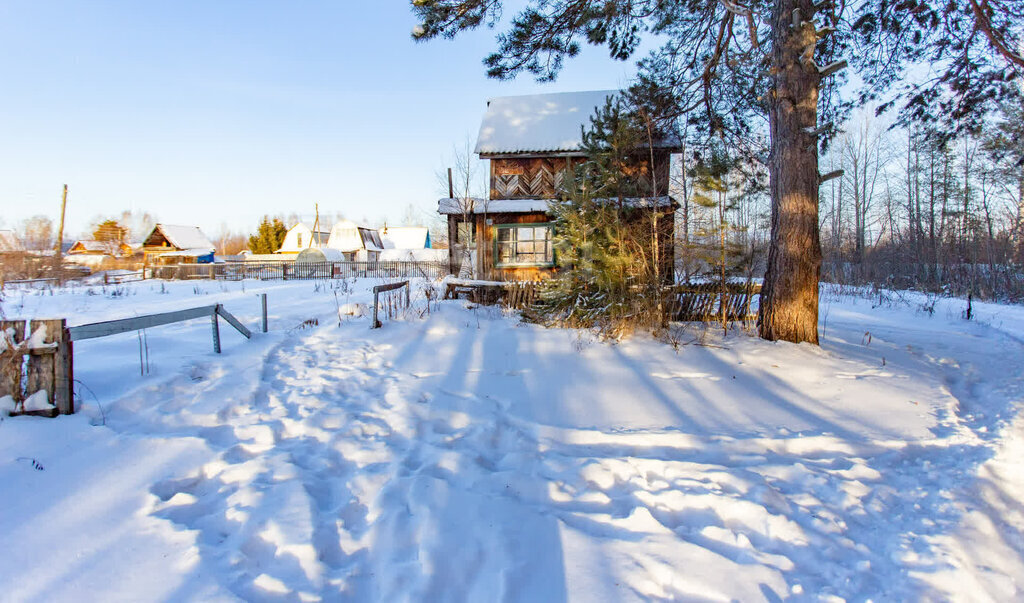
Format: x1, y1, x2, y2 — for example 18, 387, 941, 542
69, 240, 109, 253
295, 247, 346, 263
380, 248, 448, 262
145, 224, 215, 252
0, 229, 23, 252
438, 196, 676, 215
277, 222, 329, 253
286, 223, 329, 239
380, 226, 430, 250
438, 198, 547, 215
327, 220, 382, 252
475, 90, 679, 155
475, 90, 617, 155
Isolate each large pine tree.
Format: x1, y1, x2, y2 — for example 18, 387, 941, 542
411, 0, 1022, 344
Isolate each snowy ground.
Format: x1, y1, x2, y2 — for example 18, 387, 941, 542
1, 277, 1022, 601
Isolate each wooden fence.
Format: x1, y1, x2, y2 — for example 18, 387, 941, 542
666, 282, 762, 322
150, 260, 451, 282
2, 299, 261, 418
440, 279, 760, 321
371, 281, 410, 328
443, 279, 540, 309
67, 303, 254, 353
1, 319, 73, 416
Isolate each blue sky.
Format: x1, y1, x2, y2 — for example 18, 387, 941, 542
0, 1, 639, 239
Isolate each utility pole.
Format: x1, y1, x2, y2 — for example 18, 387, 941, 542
312, 203, 321, 247
55, 184, 68, 284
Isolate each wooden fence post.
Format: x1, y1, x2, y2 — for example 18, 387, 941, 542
0, 320, 26, 402
372, 289, 381, 328
261, 293, 268, 333
55, 322, 72, 414
211, 308, 221, 353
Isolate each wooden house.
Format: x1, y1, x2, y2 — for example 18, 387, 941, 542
439, 90, 677, 281
142, 224, 216, 265
326, 220, 383, 262
277, 223, 330, 254
68, 240, 134, 257
380, 226, 431, 250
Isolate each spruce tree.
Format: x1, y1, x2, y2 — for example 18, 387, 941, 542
530, 97, 670, 337
248, 217, 287, 254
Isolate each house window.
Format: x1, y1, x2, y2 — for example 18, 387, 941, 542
495, 223, 554, 267
297, 233, 303, 247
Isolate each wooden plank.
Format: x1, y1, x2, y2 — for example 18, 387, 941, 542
54, 321, 72, 414
67, 305, 217, 341
215, 305, 252, 339
0, 320, 25, 401
26, 320, 60, 416
372, 281, 409, 294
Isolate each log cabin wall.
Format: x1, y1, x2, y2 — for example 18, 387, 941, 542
488, 151, 671, 200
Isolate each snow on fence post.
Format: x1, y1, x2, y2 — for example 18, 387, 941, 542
0, 319, 74, 416
0, 320, 26, 403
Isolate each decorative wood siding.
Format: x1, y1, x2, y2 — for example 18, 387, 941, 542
490, 158, 572, 199
489, 152, 671, 199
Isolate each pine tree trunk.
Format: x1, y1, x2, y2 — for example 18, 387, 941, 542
758, 0, 822, 344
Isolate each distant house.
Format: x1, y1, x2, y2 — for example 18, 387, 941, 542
380, 226, 431, 250
277, 223, 330, 254
439, 89, 677, 281
68, 240, 134, 257
142, 224, 216, 265
0, 230, 23, 254
326, 220, 382, 262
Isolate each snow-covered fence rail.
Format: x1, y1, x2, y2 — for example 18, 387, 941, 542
150, 260, 451, 282
67, 303, 252, 354
0, 301, 259, 419
0, 319, 73, 416
371, 281, 410, 329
